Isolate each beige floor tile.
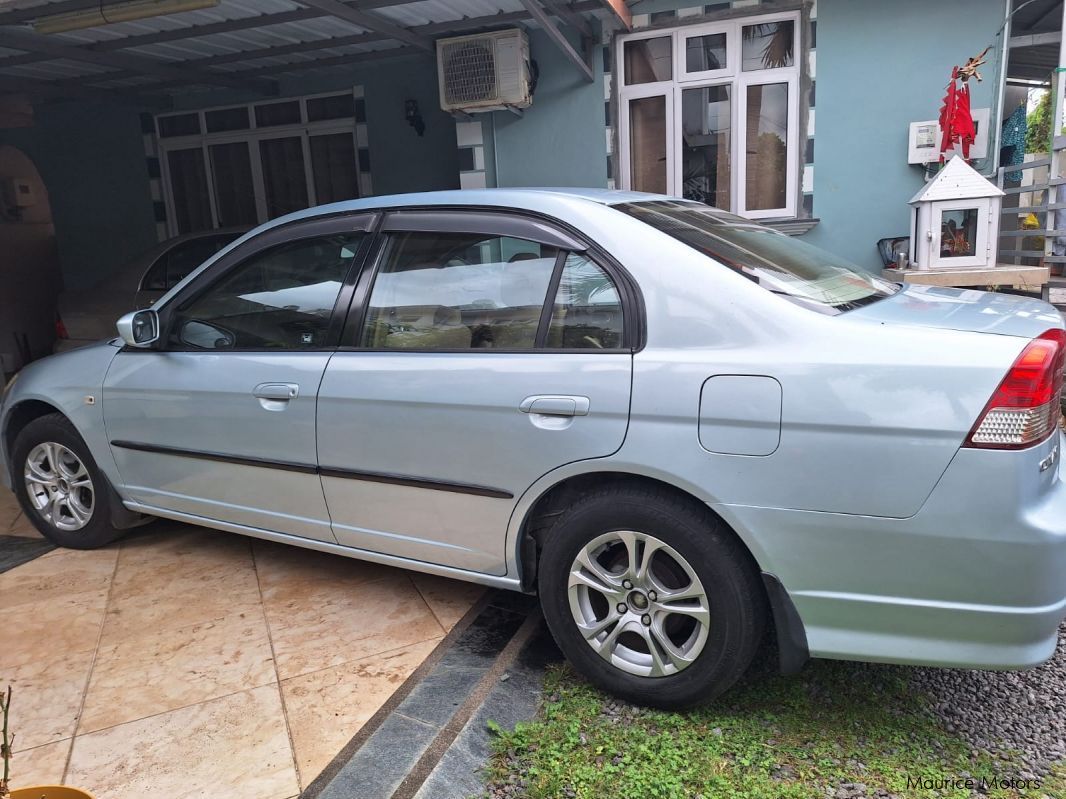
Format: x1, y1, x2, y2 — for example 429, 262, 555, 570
0, 589, 108, 669
118, 524, 252, 567
8, 740, 71, 787
80, 609, 276, 734
66, 684, 299, 799
281, 638, 440, 787
262, 572, 445, 680
0, 547, 117, 609
252, 539, 401, 592
410, 573, 485, 631
1, 649, 95, 751
103, 552, 261, 640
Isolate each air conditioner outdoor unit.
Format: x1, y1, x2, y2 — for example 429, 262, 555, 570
437, 28, 532, 113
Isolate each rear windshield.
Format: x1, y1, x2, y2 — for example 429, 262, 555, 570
615, 200, 898, 314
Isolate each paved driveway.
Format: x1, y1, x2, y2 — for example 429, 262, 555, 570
0, 488, 483, 798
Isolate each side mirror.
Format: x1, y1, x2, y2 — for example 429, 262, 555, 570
116, 310, 159, 348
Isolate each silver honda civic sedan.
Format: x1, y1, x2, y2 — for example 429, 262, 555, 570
3, 189, 1065, 708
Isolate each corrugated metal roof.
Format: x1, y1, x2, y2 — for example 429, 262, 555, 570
0, 0, 599, 93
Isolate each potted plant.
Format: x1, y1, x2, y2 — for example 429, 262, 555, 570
0, 686, 94, 799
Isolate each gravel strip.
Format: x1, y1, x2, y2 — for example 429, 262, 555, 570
909, 620, 1066, 778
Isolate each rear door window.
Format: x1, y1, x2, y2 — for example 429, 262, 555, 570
357, 232, 559, 350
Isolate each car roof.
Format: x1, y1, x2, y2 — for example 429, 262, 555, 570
260, 188, 674, 232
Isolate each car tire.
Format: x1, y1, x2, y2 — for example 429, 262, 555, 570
538, 483, 766, 709
12, 413, 124, 550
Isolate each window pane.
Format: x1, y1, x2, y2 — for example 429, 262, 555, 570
682, 85, 731, 210
205, 107, 250, 133
745, 82, 789, 211
940, 208, 980, 258
172, 234, 362, 350
158, 113, 200, 138
166, 148, 212, 234
209, 142, 259, 227
310, 133, 359, 205
742, 20, 795, 71
629, 95, 668, 194
255, 101, 301, 127
306, 94, 355, 122
624, 36, 672, 84
685, 32, 727, 73
259, 136, 309, 219
360, 233, 558, 350
547, 254, 623, 349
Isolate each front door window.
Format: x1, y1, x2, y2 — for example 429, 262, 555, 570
171, 233, 363, 350
618, 12, 801, 219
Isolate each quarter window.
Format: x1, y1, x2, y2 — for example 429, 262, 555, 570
547, 254, 624, 349
618, 13, 801, 219
359, 232, 558, 350
170, 233, 363, 350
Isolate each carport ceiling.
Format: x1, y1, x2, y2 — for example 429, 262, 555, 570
0, 0, 631, 106
1008, 0, 1063, 82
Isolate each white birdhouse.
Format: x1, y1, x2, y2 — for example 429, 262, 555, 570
908, 155, 1004, 270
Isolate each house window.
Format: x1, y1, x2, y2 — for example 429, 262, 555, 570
156, 90, 367, 235
617, 12, 801, 219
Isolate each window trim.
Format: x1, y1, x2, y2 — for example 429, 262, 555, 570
337, 209, 637, 354
149, 212, 378, 354
616, 10, 803, 220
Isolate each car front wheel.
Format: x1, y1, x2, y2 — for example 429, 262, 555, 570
13, 413, 123, 549
538, 484, 766, 709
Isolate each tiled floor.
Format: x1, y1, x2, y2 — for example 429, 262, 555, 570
0, 487, 484, 798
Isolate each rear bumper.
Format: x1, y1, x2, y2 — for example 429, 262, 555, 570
716, 432, 1066, 670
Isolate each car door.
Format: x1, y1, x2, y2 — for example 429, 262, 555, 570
316, 210, 636, 574
103, 214, 374, 542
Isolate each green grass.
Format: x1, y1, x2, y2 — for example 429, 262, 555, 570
483, 660, 1066, 799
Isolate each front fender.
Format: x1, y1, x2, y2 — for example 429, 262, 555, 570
1, 341, 124, 493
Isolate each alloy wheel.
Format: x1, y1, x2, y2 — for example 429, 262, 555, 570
567, 530, 710, 678
23, 442, 95, 532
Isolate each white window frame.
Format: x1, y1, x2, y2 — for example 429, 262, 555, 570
156, 89, 365, 237
617, 11, 802, 220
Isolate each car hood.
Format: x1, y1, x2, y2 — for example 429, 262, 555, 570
848, 283, 1064, 339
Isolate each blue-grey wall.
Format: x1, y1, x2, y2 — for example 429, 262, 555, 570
488, 27, 610, 189
172, 54, 461, 197
803, 0, 1007, 269
8, 53, 461, 291
0, 101, 159, 291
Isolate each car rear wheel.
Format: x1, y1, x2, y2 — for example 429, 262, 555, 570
538, 484, 766, 709
13, 413, 124, 549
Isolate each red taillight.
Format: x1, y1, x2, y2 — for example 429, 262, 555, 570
54, 314, 68, 340
965, 328, 1066, 449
